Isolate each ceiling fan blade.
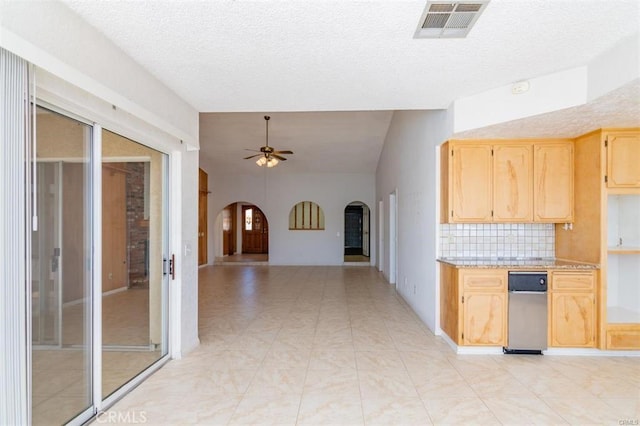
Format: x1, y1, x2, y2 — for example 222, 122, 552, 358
272, 154, 287, 161
243, 154, 261, 160
273, 150, 293, 155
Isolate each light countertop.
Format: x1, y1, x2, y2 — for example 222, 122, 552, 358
437, 257, 599, 269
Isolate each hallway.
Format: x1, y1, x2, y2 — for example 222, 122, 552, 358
102, 266, 639, 425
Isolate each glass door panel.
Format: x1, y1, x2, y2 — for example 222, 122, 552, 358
31, 107, 92, 425
101, 130, 168, 398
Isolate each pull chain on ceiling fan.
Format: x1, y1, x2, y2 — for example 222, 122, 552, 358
243, 116, 293, 168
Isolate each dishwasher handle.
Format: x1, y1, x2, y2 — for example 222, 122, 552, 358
509, 290, 547, 295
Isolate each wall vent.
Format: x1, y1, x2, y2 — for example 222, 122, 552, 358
415, 1, 490, 38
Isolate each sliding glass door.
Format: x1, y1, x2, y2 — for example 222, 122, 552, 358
101, 130, 169, 399
30, 107, 170, 425
31, 107, 93, 425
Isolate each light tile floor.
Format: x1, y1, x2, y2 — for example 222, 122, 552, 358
102, 265, 640, 425
33, 289, 162, 425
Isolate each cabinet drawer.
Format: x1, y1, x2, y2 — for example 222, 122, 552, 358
550, 272, 595, 291
460, 270, 507, 291
606, 328, 640, 350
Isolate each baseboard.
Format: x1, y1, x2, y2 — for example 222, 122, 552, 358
543, 348, 640, 357
439, 335, 640, 356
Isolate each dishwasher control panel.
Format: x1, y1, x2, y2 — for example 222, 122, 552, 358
508, 272, 547, 292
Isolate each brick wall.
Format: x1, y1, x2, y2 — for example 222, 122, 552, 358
126, 162, 148, 286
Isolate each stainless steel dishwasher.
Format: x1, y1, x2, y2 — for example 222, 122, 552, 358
504, 271, 548, 355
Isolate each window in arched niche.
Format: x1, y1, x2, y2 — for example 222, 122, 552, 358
289, 201, 325, 230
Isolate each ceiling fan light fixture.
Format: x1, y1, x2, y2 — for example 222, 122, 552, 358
255, 156, 279, 167
245, 115, 293, 167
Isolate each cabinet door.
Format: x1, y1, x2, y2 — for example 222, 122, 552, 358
534, 143, 574, 222
462, 292, 506, 345
549, 292, 595, 347
450, 144, 493, 222
607, 133, 640, 188
493, 144, 533, 222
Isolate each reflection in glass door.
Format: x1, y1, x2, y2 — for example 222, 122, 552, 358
31, 107, 93, 425
30, 108, 170, 425
32, 162, 61, 346
101, 130, 168, 399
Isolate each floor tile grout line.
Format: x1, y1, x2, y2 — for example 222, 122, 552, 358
352, 307, 368, 426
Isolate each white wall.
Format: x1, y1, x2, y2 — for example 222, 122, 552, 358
0, 1, 198, 147
452, 35, 640, 134
0, 1, 200, 356
199, 167, 376, 266
375, 110, 452, 332
179, 150, 200, 354
588, 34, 640, 102
453, 66, 588, 133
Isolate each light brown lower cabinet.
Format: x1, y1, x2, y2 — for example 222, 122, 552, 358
441, 266, 601, 348
548, 271, 596, 348
606, 324, 640, 350
440, 264, 507, 346
462, 292, 507, 345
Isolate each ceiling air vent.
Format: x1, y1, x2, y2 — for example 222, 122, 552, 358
415, 1, 490, 38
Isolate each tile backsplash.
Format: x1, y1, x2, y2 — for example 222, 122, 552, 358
440, 223, 555, 258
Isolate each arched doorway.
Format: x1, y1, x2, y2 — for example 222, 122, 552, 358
344, 201, 370, 263
214, 202, 269, 263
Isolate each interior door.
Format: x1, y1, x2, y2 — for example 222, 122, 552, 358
344, 206, 363, 255
102, 164, 128, 292
198, 168, 208, 265
242, 205, 268, 254
362, 205, 370, 257
222, 205, 233, 256
378, 200, 384, 271
389, 192, 397, 285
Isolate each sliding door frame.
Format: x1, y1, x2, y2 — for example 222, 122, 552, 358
32, 101, 174, 424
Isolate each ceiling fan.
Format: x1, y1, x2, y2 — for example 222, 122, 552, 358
243, 116, 293, 167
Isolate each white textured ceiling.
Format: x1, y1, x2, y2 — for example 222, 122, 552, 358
60, 0, 639, 175
62, 0, 639, 112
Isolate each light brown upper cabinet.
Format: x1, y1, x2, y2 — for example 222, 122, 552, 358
493, 144, 533, 222
533, 142, 574, 222
605, 131, 640, 188
442, 140, 573, 223
448, 143, 493, 222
